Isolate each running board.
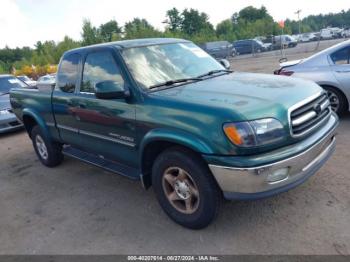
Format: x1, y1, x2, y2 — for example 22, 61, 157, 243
62, 146, 140, 180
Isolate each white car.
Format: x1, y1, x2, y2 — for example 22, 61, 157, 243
36, 74, 56, 90
320, 28, 334, 39
343, 29, 350, 38
300, 33, 318, 42
274, 39, 350, 115
17, 75, 37, 87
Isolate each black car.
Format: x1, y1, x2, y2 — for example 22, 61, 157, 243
199, 41, 236, 59
233, 39, 266, 55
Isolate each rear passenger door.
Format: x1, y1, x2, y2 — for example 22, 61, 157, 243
52, 53, 82, 146
74, 49, 137, 167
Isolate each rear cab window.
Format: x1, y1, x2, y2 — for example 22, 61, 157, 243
56, 53, 81, 93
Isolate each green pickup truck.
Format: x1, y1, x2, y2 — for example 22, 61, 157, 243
10, 38, 338, 229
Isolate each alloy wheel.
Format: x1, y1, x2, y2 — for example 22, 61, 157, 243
326, 90, 340, 113
35, 135, 48, 160
162, 167, 200, 214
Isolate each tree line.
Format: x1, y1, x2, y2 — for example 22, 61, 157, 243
1, 6, 350, 76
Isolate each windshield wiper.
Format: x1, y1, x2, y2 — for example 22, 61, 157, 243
149, 77, 203, 90
196, 69, 233, 78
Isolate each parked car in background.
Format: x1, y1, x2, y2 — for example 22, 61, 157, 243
0, 75, 27, 133
10, 38, 338, 229
320, 28, 334, 40
342, 28, 350, 38
200, 41, 236, 59
272, 35, 298, 49
331, 27, 344, 38
36, 74, 56, 90
233, 39, 266, 55
292, 34, 301, 42
300, 33, 318, 42
274, 39, 350, 115
17, 75, 37, 87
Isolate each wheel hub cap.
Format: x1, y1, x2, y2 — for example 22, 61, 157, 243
174, 180, 191, 200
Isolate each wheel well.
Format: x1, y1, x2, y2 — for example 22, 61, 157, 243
141, 141, 203, 188
22, 115, 38, 137
321, 85, 349, 108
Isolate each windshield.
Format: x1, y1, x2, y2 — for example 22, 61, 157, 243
121, 42, 224, 89
0, 77, 28, 93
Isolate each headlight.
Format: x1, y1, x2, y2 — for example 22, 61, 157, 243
0, 109, 10, 115
223, 118, 286, 147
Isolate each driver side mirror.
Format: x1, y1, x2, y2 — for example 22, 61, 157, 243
219, 59, 230, 69
95, 81, 129, 99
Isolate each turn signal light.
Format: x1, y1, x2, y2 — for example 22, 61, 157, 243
223, 125, 243, 145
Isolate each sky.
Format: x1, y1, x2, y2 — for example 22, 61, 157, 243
1, 0, 349, 48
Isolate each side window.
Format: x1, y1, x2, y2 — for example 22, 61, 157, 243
331, 47, 350, 65
56, 53, 81, 93
81, 51, 125, 93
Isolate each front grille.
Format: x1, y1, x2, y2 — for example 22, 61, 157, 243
290, 93, 331, 136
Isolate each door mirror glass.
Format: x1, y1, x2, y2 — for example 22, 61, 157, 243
95, 81, 128, 99
219, 59, 230, 69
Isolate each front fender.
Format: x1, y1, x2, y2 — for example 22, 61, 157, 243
139, 128, 214, 156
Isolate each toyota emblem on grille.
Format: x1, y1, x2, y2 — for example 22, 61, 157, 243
313, 103, 322, 114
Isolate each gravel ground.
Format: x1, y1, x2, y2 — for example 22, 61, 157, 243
0, 39, 349, 255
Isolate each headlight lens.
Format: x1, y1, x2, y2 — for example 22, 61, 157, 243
223, 118, 285, 147
0, 109, 10, 115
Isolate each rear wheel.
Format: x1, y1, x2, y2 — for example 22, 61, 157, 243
31, 126, 63, 167
152, 147, 222, 229
323, 86, 348, 115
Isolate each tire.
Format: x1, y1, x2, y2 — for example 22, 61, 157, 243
152, 147, 222, 229
323, 86, 348, 115
31, 126, 63, 167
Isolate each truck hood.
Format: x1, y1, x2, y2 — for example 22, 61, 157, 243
154, 72, 322, 121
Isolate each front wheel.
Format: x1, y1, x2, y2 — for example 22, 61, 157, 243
152, 147, 222, 229
31, 126, 63, 167
323, 86, 348, 115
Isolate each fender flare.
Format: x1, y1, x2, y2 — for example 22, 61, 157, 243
22, 108, 52, 139
139, 128, 214, 160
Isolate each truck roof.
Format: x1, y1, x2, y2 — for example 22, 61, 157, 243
65, 38, 190, 55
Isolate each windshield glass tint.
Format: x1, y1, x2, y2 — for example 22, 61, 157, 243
0, 77, 27, 93
121, 42, 224, 89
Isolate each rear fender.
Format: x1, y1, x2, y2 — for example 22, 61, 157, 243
22, 108, 52, 139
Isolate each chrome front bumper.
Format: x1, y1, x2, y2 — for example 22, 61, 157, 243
209, 116, 337, 200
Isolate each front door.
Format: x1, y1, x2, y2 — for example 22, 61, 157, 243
73, 49, 137, 167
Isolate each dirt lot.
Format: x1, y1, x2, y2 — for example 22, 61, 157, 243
0, 39, 350, 255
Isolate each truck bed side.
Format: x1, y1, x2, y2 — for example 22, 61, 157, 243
10, 88, 60, 141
